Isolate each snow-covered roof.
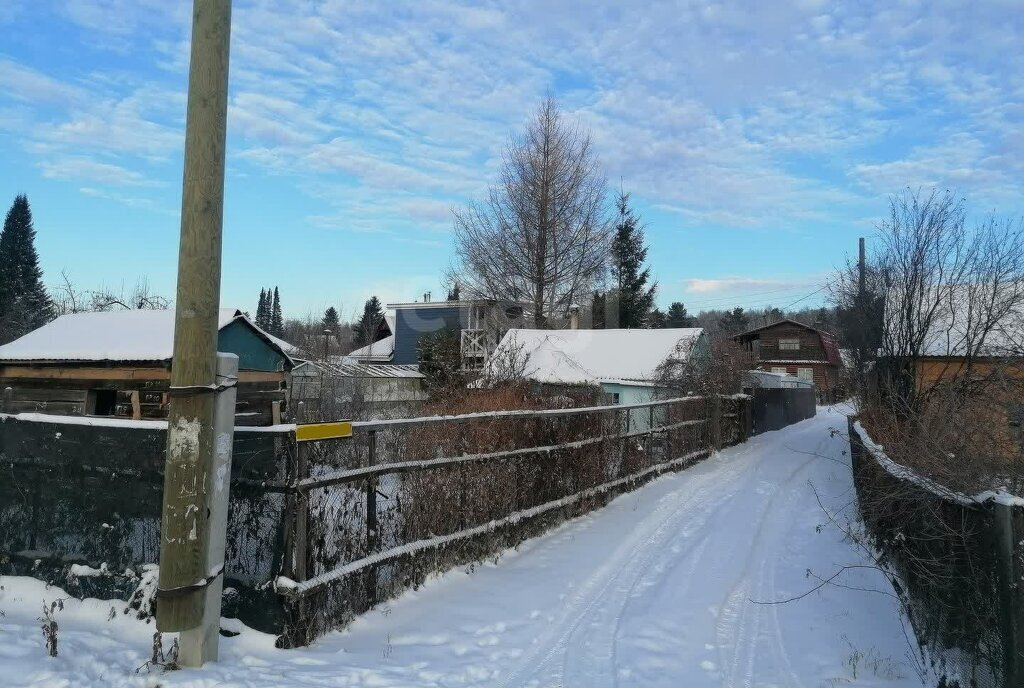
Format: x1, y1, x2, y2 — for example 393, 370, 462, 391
488, 328, 705, 385
293, 361, 423, 379
345, 334, 395, 363
918, 299, 1024, 358
0, 308, 295, 365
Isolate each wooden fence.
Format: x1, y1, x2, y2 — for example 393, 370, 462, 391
0, 394, 752, 647
274, 394, 751, 647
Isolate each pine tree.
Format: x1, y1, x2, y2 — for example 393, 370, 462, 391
354, 296, 386, 347
270, 287, 284, 336
665, 302, 693, 328
610, 190, 656, 328
0, 194, 52, 343
256, 288, 268, 329
447, 283, 461, 301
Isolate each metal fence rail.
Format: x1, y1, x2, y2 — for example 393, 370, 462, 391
275, 394, 751, 647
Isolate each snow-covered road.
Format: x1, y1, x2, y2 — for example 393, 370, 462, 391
0, 406, 920, 687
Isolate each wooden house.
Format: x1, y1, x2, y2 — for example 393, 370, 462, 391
0, 309, 295, 425
733, 319, 843, 400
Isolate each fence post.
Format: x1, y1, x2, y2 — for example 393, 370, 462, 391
293, 402, 308, 582
648, 405, 655, 463
3, 386, 13, 413
666, 401, 674, 460
621, 407, 630, 475
710, 396, 722, 451
994, 500, 1024, 686
365, 430, 378, 606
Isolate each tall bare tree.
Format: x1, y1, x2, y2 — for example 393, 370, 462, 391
452, 97, 611, 327
840, 189, 1024, 414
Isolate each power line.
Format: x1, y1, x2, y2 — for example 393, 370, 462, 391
682, 283, 827, 311
778, 284, 831, 311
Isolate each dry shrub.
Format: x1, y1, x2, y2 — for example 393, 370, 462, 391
401, 384, 613, 543
859, 369, 1024, 494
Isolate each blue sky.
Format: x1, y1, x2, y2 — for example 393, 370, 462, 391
1, 1, 1022, 321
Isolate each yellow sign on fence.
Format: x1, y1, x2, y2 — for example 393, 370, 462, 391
295, 421, 353, 442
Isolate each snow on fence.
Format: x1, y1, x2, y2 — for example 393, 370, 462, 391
0, 413, 293, 632
849, 419, 1024, 688
272, 395, 751, 647
0, 395, 753, 647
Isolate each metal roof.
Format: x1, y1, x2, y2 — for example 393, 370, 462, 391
293, 361, 424, 379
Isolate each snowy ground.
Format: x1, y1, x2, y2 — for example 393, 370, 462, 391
0, 406, 922, 687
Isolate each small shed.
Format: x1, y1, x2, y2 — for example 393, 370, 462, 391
290, 360, 426, 418
0, 308, 294, 425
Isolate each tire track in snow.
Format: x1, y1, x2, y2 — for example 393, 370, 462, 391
498, 452, 760, 688
716, 451, 818, 688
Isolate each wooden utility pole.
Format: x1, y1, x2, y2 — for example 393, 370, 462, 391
156, 0, 233, 662
858, 237, 866, 300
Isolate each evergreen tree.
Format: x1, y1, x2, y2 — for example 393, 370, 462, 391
255, 288, 268, 329
0, 194, 52, 343
447, 283, 461, 301
322, 306, 340, 330
665, 302, 692, 328
591, 291, 607, 329
647, 307, 667, 328
718, 307, 750, 336
610, 190, 656, 328
354, 296, 386, 346
270, 287, 283, 336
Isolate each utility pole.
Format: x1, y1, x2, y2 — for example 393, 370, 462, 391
858, 237, 866, 301
156, 0, 233, 668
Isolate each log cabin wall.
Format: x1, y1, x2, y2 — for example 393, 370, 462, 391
0, 364, 286, 425
748, 322, 827, 362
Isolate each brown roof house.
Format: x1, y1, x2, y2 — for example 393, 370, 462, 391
733, 319, 843, 400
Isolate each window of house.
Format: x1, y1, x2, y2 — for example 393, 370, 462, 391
88, 389, 117, 416
611, 392, 621, 404
797, 367, 814, 383
771, 367, 788, 375
778, 338, 801, 350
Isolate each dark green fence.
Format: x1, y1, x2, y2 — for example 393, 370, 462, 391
0, 415, 291, 632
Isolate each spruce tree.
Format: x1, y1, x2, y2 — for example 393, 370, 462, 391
591, 292, 606, 329
0, 194, 52, 343
322, 306, 340, 330
270, 287, 284, 336
665, 302, 692, 328
610, 190, 656, 328
647, 307, 667, 328
718, 307, 750, 336
256, 288, 268, 329
354, 296, 386, 346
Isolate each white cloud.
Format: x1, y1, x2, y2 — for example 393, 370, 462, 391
5, 0, 1023, 231
38, 157, 159, 187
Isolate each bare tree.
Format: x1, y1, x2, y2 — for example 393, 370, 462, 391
851, 189, 1024, 414
452, 96, 611, 327
51, 274, 171, 317
836, 188, 1024, 491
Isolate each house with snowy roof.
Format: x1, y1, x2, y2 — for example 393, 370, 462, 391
344, 314, 397, 364
0, 308, 295, 425
485, 327, 708, 410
